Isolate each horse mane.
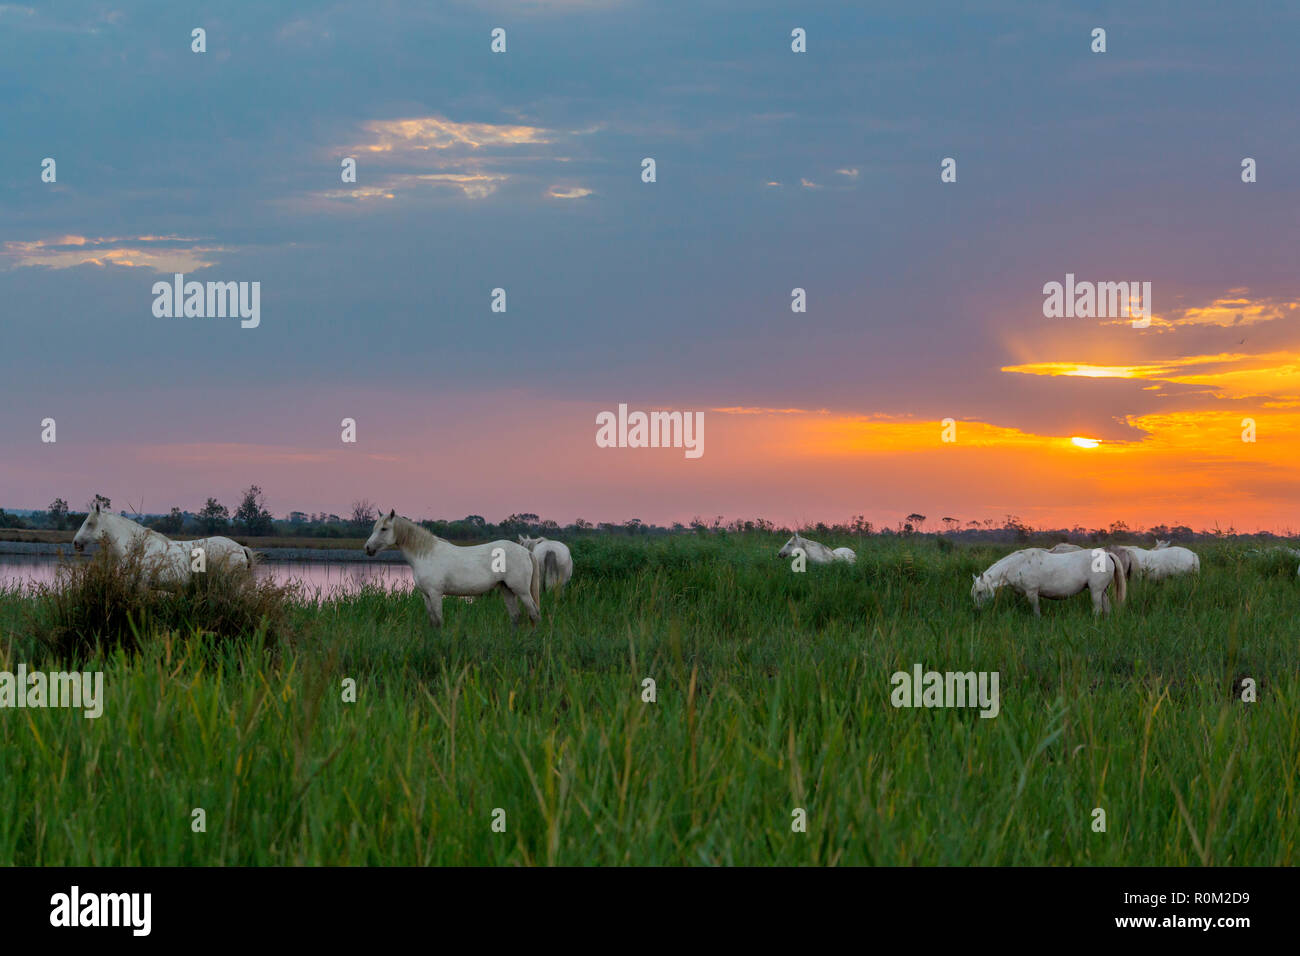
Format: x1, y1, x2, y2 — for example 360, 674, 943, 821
103, 510, 164, 542
393, 516, 438, 556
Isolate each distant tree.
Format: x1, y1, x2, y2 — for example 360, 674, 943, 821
350, 499, 378, 530
233, 485, 274, 535
1002, 514, 1030, 542
573, 518, 592, 531
501, 513, 539, 534
906, 513, 927, 532
197, 497, 231, 534
941, 517, 959, 533
0, 509, 27, 529
150, 507, 184, 535
47, 497, 70, 530
463, 515, 486, 529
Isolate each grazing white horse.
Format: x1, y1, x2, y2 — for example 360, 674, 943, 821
365, 510, 540, 629
971, 547, 1126, 616
776, 532, 856, 564
518, 536, 573, 594
1115, 545, 1200, 580
72, 504, 252, 586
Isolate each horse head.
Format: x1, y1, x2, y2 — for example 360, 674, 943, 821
970, 572, 996, 607
364, 509, 398, 556
777, 533, 801, 558
73, 501, 105, 553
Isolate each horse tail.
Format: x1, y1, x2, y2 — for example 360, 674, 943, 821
242, 546, 256, 569
543, 549, 559, 591
1111, 550, 1127, 605
530, 550, 541, 610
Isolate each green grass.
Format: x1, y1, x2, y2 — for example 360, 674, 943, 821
0, 533, 1296, 865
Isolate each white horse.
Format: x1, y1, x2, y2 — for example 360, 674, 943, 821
776, 532, 856, 564
1115, 544, 1199, 580
365, 510, 540, 629
971, 547, 1126, 616
72, 504, 252, 586
517, 535, 573, 594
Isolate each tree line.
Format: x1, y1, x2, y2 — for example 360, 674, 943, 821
2, 493, 1284, 545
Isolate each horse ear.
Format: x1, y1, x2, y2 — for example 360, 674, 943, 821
94, 502, 100, 514
971, 573, 978, 582
388, 508, 396, 519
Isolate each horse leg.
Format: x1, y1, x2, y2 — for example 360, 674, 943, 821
519, 591, 541, 625
1027, 591, 1041, 617
422, 590, 444, 629
500, 586, 521, 627
510, 578, 541, 625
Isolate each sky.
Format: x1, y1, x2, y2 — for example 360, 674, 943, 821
2, 0, 1299, 532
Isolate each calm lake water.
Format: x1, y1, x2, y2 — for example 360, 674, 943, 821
0, 553, 414, 598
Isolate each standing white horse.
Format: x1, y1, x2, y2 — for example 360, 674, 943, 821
72, 504, 252, 586
1115, 545, 1199, 580
971, 547, 1126, 616
518, 535, 573, 594
365, 510, 540, 629
776, 532, 856, 564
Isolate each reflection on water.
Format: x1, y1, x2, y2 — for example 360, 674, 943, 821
0, 554, 413, 599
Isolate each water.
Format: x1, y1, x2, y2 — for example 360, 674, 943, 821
0, 553, 414, 598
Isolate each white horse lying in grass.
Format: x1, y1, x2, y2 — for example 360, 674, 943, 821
1115, 544, 1199, 580
365, 510, 540, 629
72, 503, 252, 586
971, 547, 1126, 616
518, 535, 573, 594
776, 532, 855, 564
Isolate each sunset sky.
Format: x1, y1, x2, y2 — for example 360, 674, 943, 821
3, 1, 1299, 532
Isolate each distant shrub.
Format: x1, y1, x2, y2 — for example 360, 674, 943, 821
25, 542, 297, 659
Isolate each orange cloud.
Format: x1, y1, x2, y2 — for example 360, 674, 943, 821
349, 116, 550, 154
1, 235, 222, 272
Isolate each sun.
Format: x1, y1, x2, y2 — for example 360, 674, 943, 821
1070, 436, 1100, 449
